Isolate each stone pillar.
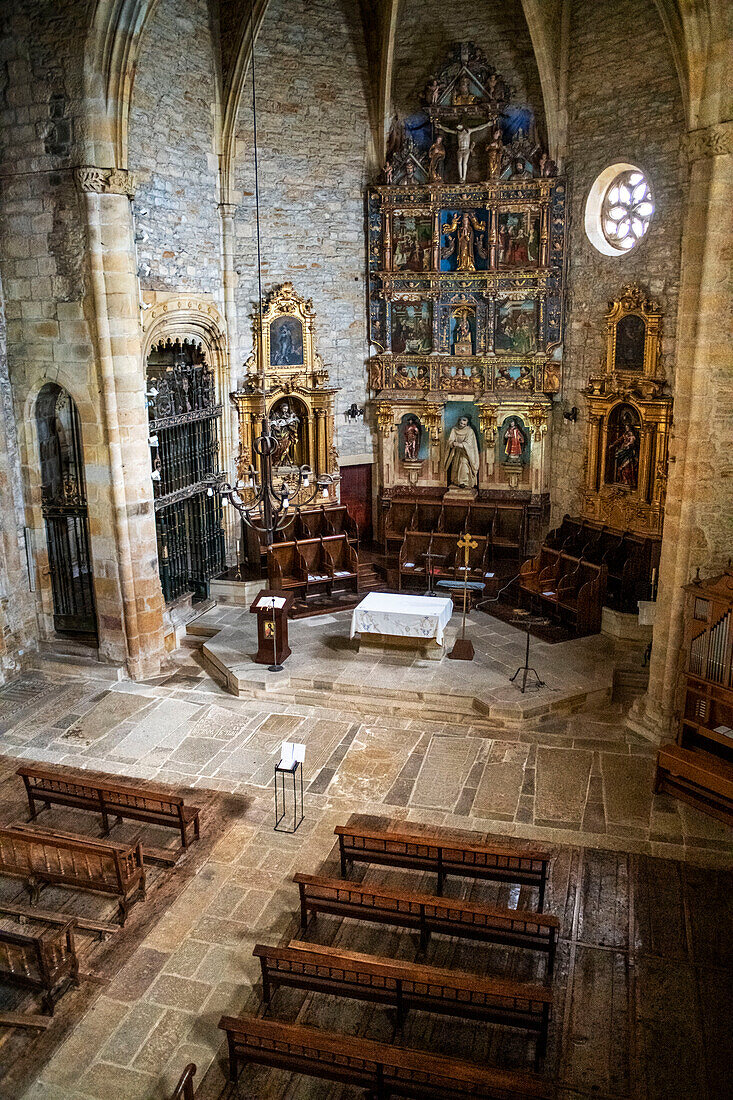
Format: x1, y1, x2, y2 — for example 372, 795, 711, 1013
75, 167, 166, 680
630, 122, 733, 741
218, 202, 239, 478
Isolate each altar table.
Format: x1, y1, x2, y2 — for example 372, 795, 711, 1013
350, 592, 453, 658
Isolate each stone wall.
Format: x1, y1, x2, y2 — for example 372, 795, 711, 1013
231, 0, 374, 460
128, 0, 223, 301
552, 0, 686, 523
392, 0, 545, 141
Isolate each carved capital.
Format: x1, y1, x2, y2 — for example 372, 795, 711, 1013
421, 402, 443, 442
684, 121, 733, 162
218, 202, 238, 219
74, 166, 137, 197
527, 402, 549, 438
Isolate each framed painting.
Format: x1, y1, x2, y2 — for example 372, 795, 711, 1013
392, 213, 433, 271
613, 314, 645, 371
269, 316, 304, 367
391, 300, 433, 354
497, 210, 541, 268
495, 299, 537, 354
604, 403, 641, 489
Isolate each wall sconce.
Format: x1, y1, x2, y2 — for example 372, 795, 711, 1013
563, 406, 579, 422
344, 403, 364, 422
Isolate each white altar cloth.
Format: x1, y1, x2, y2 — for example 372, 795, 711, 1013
350, 592, 453, 645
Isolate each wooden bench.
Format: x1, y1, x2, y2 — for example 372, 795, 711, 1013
170, 1063, 196, 1100
398, 531, 433, 589
383, 500, 417, 550
218, 1015, 554, 1098
293, 873, 559, 974
321, 534, 358, 593
253, 940, 552, 1068
0, 825, 146, 925
17, 764, 200, 850
266, 540, 307, 594
335, 825, 550, 910
654, 744, 733, 826
519, 553, 607, 635
296, 537, 333, 594
0, 920, 79, 1014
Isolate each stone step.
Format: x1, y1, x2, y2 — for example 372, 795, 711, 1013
27, 648, 126, 682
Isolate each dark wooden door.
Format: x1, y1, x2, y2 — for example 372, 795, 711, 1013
339, 463, 372, 542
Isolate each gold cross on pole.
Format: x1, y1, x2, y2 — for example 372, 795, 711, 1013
456, 532, 478, 640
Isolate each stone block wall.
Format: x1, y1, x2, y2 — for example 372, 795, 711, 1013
552, 0, 686, 523
232, 0, 374, 460
127, 0, 223, 302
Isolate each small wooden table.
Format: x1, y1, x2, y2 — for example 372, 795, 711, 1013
250, 589, 295, 668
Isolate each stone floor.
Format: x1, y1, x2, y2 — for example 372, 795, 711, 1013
194, 604, 619, 723
0, 628, 729, 1099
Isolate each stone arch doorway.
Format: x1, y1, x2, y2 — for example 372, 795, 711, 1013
36, 383, 98, 640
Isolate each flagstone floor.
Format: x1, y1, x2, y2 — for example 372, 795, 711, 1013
0, 633, 729, 1099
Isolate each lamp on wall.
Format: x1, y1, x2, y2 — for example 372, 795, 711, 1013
563, 406, 579, 422
216, 0, 338, 545
344, 403, 364, 422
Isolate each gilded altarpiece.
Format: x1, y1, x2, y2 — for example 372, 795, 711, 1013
231, 283, 339, 508
368, 43, 565, 535
582, 284, 672, 536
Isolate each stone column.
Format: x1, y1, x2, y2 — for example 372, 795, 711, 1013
75, 167, 166, 680
218, 202, 239, 478
630, 122, 733, 740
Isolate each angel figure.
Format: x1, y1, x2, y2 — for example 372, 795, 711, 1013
436, 119, 492, 182
441, 211, 487, 272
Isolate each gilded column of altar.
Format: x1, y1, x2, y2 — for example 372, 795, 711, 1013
638, 421, 654, 503
584, 412, 602, 498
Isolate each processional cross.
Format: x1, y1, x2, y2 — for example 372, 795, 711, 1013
448, 532, 478, 661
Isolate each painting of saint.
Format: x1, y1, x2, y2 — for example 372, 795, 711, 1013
269, 316, 303, 366
605, 405, 640, 489
391, 301, 433, 354
614, 314, 646, 371
443, 415, 480, 489
495, 299, 537, 354
392, 214, 433, 272
497, 211, 541, 268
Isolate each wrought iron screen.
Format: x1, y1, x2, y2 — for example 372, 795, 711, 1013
147, 340, 226, 602
36, 383, 97, 638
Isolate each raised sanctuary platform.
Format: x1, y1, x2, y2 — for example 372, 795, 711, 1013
192, 601, 620, 724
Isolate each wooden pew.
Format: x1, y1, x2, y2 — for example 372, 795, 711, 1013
253, 940, 552, 1068
398, 531, 433, 589
296, 538, 333, 595
293, 873, 559, 974
468, 503, 496, 538
493, 504, 526, 557
654, 744, 733, 826
0, 826, 146, 925
555, 560, 607, 634
322, 504, 359, 547
335, 825, 550, 910
266, 541, 307, 594
0, 920, 79, 1014
218, 1015, 554, 1098
429, 532, 460, 579
170, 1063, 196, 1100
321, 534, 358, 593
415, 500, 444, 532
440, 501, 469, 534
384, 500, 417, 550
17, 765, 201, 850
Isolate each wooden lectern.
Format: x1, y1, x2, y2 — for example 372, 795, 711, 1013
250, 589, 295, 667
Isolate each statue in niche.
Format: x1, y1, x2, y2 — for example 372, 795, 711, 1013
503, 418, 526, 461
442, 211, 487, 272
452, 74, 477, 106
269, 400, 301, 466
403, 416, 421, 461
485, 125, 503, 179
436, 120, 492, 183
424, 76, 443, 105
606, 407, 640, 488
444, 416, 480, 489
428, 134, 446, 181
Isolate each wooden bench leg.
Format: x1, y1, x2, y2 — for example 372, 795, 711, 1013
548, 928, 557, 977
339, 836, 349, 877
259, 957, 272, 1006
227, 1034, 240, 1083
535, 1004, 550, 1070
298, 884, 309, 930
538, 871, 546, 913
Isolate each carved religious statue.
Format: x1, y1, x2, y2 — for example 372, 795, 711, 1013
452, 74, 477, 105
403, 417, 421, 462
443, 416, 480, 488
503, 418, 526, 460
428, 134, 446, 181
441, 211, 487, 272
485, 125, 503, 179
269, 400, 301, 465
436, 120, 491, 183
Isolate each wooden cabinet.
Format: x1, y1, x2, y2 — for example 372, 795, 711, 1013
654, 567, 733, 825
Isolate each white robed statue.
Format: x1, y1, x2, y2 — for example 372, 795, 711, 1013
443, 416, 480, 488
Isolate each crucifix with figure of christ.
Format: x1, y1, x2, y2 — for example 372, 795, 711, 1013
448, 532, 477, 661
